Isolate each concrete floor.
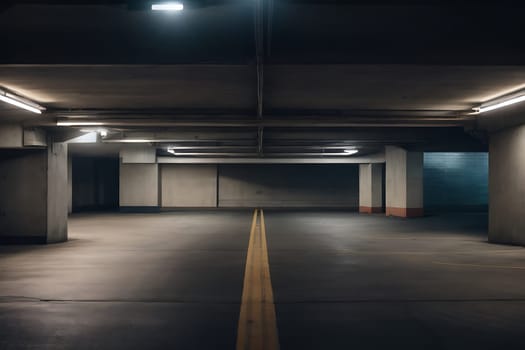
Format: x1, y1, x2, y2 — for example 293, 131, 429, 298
1, 210, 525, 349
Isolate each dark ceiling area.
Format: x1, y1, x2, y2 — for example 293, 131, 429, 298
1, 0, 524, 157
1, 1, 525, 64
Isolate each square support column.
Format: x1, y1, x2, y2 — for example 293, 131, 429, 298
0, 143, 68, 244
489, 124, 525, 245
359, 163, 384, 213
47, 142, 69, 243
385, 146, 423, 218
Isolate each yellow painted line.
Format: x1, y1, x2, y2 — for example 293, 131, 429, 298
433, 261, 525, 270
237, 209, 279, 350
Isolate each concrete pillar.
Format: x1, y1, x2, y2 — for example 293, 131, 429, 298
67, 154, 73, 214
47, 143, 69, 242
385, 146, 423, 217
488, 124, 525, 245
0, 143, 68, 243
359, 163, 383, 213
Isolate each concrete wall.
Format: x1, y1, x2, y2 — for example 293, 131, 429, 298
119, 163, 158, 207
161, 165, 217, 207
121, 145, 156, 163
0, 150, 47, 242
489, 125, 525, 245
218, 164, 359, 208
118, 164, 358, 209
424, 152, 488, 211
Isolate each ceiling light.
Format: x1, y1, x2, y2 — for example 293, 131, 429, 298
344, 149, 358, 155
57, 121, 105, 126
115, 139, 152, 143
473, 94, 525, 114
152, 2, 184, 11
0, 89, 45, 114
167, 148, 176, 155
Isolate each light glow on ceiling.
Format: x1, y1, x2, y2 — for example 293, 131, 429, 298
66, 132, 98, 144
344, 149, 358, 155
80, 128, 108, 137
152, 2, 184, 11
0, 90, 45, 114
473, 94, 525, 114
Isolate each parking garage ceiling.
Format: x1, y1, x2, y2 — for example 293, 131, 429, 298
2, 0, 525, 65
1, 0, 525, 157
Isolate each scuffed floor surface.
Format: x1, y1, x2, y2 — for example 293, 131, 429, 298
1, 210, 524, 349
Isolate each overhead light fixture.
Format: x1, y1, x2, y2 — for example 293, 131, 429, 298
57, 121, 105, 126
344, 149, 358, 155
114, 139, 152, 143
152, 2, 184, 11
0, 89, 45, 114
167, 148, 176, 155
473, 93, 525, 114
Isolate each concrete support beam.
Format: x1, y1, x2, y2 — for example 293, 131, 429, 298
157, 153, 385, 164
359, 163, 384, 213
0, 124, 23, 148
489, 124, 525, 245
120, 144, 156, 164
24, 128, 47, 147
385, 146, 423, 218
0, 125, 47, 148
0, 143, 68, 244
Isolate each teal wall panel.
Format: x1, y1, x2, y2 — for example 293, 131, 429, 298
424, 153, 488, 211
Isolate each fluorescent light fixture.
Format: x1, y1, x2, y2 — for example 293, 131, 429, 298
57, 121, 104, 126
117, 139, 152, 143
473, 94, 525, 114
0, 90, 45, 114
102, 138, 154, 143
166, 148, 359, 156
152, 2, 183, 11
